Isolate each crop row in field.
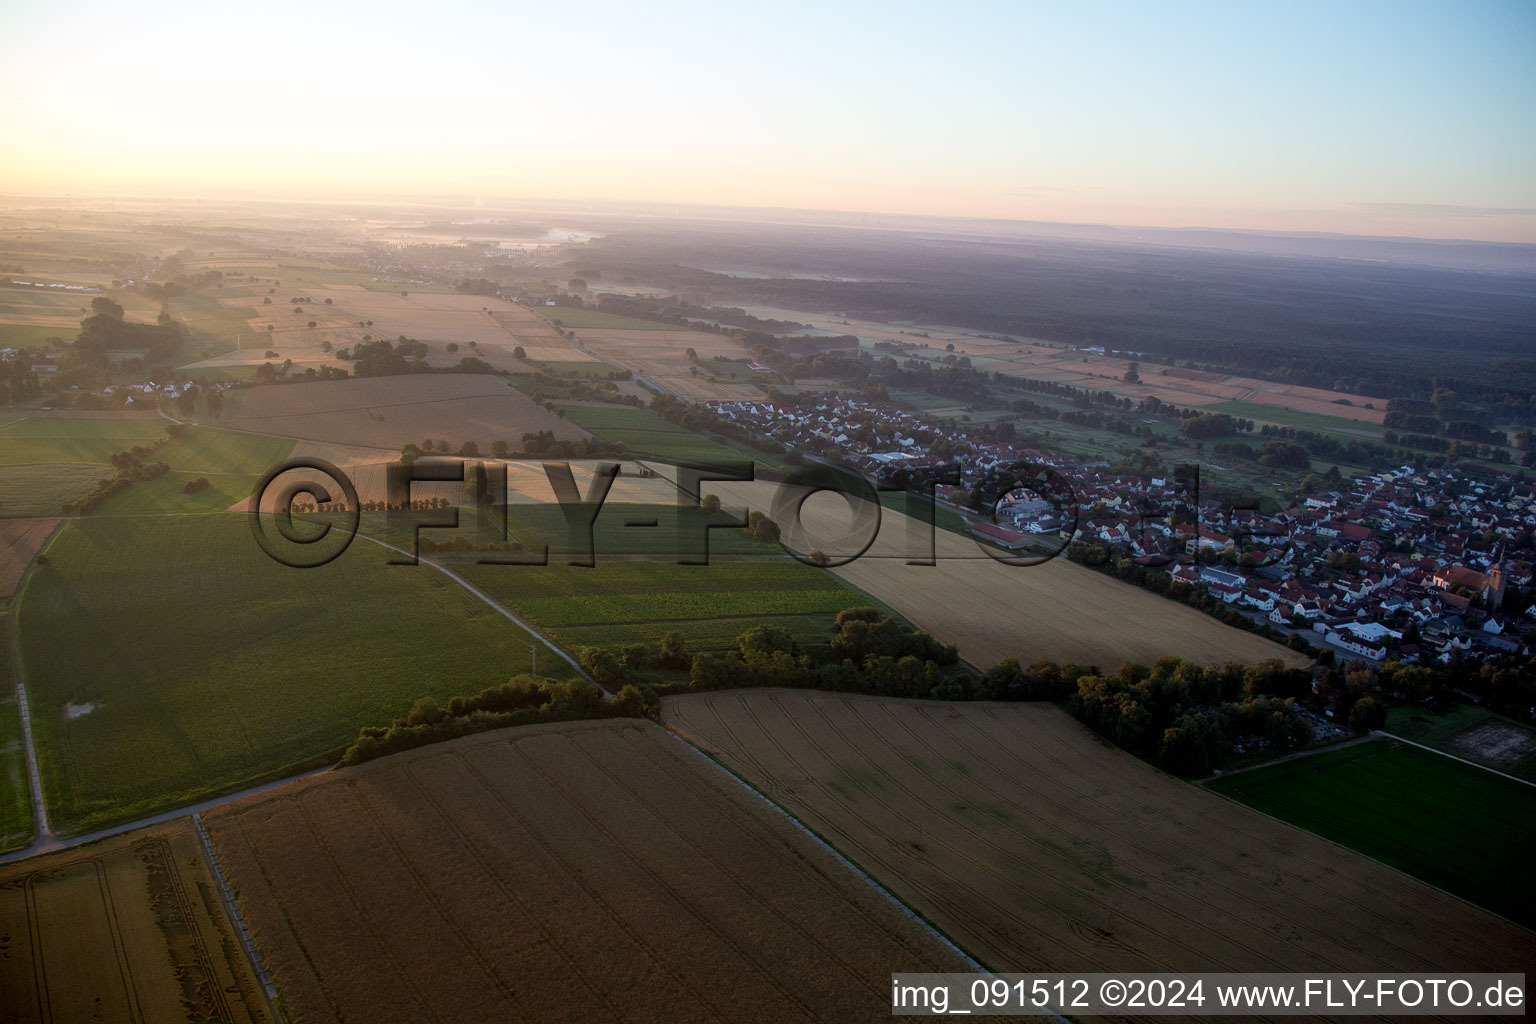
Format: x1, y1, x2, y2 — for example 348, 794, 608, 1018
0, 818, 273, 1022
663, 690, 1536, 974
0, 463, 103, 517
94, 426, 296, 516
207, 718, 964, 1023
1205, 739, 1536, 927
0, 414, 169, 466
458, 556, 866, 653
18, 514, 562, 833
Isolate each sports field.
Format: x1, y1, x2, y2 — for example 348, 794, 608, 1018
0, 818, 274, 1022
1206, 738, 1536, 927
1386, 704, 1536, 783
207, 718, 967, 1024
17, 514, 562, 833
664, 690, 1536, 973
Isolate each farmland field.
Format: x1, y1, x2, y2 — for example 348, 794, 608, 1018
215, 373, 588, 449
0, 517, 58, 596
557, 403, 772, 463
0, 817, 274, 1022
0, 413, 169, 466
573, 329, 765, 401
207, 718, 967, 1024
17, 514, 562, 833
459, 556, 868, 653
0, 614, 31, 852
0, 462, 102, 516
664, 690, 1536, 973
94, 426, 296, 516
1206, 739, 1536, 926
700, 478, 1307, 671
1210, 400, 1385, 437
537, 306, 678, 330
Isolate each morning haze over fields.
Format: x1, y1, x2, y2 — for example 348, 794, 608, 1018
1, 2, 1533, 1022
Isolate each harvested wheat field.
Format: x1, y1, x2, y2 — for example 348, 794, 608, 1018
0, 517, 57, 596
206, 718, 970, 1024
665, 690, 1536, 978
0, 818, 274, 1024
699, 477, 1306, 671
217, 374, 588, 449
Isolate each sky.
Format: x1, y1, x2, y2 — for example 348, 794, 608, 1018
2, 0, 1534, 241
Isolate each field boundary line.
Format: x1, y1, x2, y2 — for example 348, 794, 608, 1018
1376, 730, 1536, 789
661, 721, 1076, 1024
0, 769, 329, 865
8, 518, 68, 846
192, 810, 283, 1020
348, 532, 602, 691
1193, 734, 1378, 783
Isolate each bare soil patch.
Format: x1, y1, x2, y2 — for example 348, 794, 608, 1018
0, 517, 57, 596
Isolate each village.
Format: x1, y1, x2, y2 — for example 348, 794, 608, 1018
715, 395, 1536, 669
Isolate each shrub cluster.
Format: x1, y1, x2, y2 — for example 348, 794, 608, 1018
338, 675, 658, 766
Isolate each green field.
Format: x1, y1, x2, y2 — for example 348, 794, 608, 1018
0, 323, 72, 347
0, 614, 32, 853
556, 403, 746, 462
167, 291, 259, 356
93, 426, 295, 516
1210, 400, 1383, 439
459, 556, 865, 654
538, 360, 617, 377
17, 515, 563, 833
1386, 704, 1536, 783
537, 308, 677, 330
1207, 739, 1536, 927
0, 463, 103, 517
0, 416, 171, 466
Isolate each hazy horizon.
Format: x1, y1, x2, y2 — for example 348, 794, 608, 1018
3, 0, 1534, 243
